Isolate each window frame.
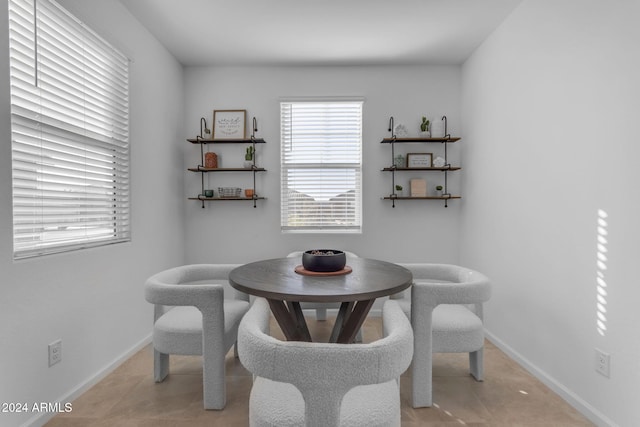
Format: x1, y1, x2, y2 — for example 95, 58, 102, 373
8, 0, 131, 259
280, 98, 363, 234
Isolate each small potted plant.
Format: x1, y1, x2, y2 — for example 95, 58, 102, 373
244, 146, 254, 168
420, 116, 430, 137
395, 184, 403, 197
435, 185, 443, 197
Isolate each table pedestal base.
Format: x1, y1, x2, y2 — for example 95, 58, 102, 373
267, 299, 374, 343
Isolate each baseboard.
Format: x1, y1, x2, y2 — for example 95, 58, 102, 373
485, 330, 617, 427
22, 333, 152, 427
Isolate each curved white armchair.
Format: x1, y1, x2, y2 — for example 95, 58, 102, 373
144, 264, 250, 410
286, 250, 359, 321
394, 263, 491, 408
238, 298, 413, 427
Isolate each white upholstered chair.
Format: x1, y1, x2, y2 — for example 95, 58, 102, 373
238, 298, 413, 427
393, 263, 491, 408
144, 264, 250, 410
286, 250, 359, 321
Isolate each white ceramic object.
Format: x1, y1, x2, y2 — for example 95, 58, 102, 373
433, 156, 446, 168
431, 120, 445, 138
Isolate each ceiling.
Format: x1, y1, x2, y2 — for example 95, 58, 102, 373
118, 0, 524, 67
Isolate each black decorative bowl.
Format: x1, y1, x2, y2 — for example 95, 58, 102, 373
302, 249, 346, 272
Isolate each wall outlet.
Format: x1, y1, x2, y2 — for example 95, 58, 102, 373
595, 348, 610, 377
48, 339, 62, 367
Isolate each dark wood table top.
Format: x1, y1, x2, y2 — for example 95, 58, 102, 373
229, 257, 413, 303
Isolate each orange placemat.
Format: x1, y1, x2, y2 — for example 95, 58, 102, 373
294, 265, 353, 276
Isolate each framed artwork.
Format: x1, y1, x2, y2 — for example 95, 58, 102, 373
212, 110, 246, 140
406, 153, 433, 168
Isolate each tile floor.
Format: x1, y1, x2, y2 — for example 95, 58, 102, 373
46, 315, 595, 426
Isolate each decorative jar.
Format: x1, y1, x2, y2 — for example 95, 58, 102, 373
205, 152, 218, 168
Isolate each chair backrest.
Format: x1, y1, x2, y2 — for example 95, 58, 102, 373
399, 263, 491, 308
145, 264, 248, 320
238, 298, 413, 426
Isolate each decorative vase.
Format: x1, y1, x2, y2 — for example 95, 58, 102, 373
244, 160, 253, 169
393, 154, 405, 168
204, 152, 218, 168
419, 130, 431, 138
431, 120, 445, 138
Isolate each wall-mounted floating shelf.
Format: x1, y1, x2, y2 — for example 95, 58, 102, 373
381, 116, 461, 208
187, 117, 266, 208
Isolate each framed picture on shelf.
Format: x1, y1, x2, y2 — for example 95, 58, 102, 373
212, 110, 246, 140
406, 153, 433, 168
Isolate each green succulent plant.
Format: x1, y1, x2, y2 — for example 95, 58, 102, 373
420, 116, 430, 132
245, 146, 254, 161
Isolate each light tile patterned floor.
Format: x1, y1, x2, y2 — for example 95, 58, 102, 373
46, 316, 594, 426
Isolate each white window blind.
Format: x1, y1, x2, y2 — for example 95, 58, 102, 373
280, 100, 362, 233
8, 0, 130, 259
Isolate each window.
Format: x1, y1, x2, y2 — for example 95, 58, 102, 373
280, 100, 362, 233
8, 0, 130, 259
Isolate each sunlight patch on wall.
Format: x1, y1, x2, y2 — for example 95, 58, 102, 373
596, 209, 609, 336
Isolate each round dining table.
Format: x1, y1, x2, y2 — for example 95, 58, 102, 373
229, 257, 413, 343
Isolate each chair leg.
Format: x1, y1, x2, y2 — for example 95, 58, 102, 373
154, 350, 169, 382
411, 308, 434, 408
234, 341, 239, 358
316, 307, 327, 321
411, 331, 433, 408
355, 328, 363, 343
202, 337, 226, 409
469, 348, 484, 381
411, 352, 432, 408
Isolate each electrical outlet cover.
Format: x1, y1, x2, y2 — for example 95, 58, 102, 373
49, 340, 62, 367
595, 348, 610, 377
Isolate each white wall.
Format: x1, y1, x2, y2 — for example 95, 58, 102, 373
460, 1, 640, 426
183, 65, 463, 264
0, 1, 186, 426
